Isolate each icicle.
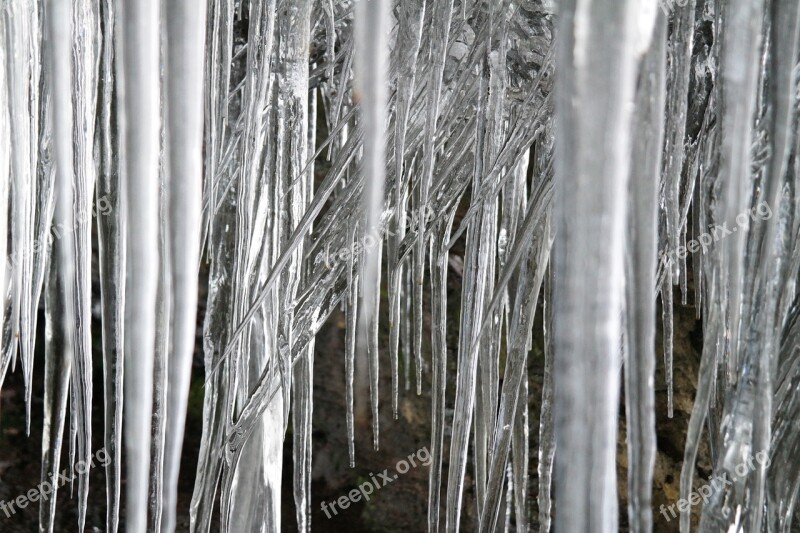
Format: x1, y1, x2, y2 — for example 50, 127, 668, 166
292, 74, 318, 533
718, 0, 765, 380
117, 0, 162, 529
44, 0, 80, 529
480, 214, 552, 531
96, 2, 125, 531
414, 0, 453, 396
4, 0, 39, 431
292, 341, 314, 532
427, 217, 454, 532
662, 271, 675, 418
0, 5, 10, 374
389, 0, 426, 419
345, 262, 358, 467
551, 0, 647, 530
662, 0, 697, 282
39, 257, 73, 533
510, 361, 529, 533
70, 2, 101, 526
355, 0, 390, 449
679, 295, 722, 533
762, 2, 800, 529
474, 7, 509, 516
149, 174, 172, 531
161, 2, 206, 531
538, 268, 555, 533
624, 12, 666, 532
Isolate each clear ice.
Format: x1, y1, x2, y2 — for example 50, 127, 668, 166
2, 0, 800, 531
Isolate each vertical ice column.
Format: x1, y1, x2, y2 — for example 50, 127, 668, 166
625, 11, 666, 533
44, 1, 78, 531
117, 0, 161, 530
162, 1, 207, 531
355, 0, 390, 449
552, 0, 647, 531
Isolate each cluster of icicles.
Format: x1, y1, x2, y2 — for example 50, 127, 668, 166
2, 0, 800, 531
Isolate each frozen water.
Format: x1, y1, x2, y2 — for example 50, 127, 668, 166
3, 0, 800, 531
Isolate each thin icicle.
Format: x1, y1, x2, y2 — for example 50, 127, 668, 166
0, 4, 9, 379
389, 0, 426, 418
161, 1, 206, 531
39, 258, 73, 533
70, 2, 101, 526
427, 217, 454, 532
480, 214, 552, 531
148, 183, 171, 532
474, 7, 509, 516
537, 269, 555, 533
662, 271, 675, 418
624, 12, 666, 532
96, 2, 125, 531
414, 0, 453, 397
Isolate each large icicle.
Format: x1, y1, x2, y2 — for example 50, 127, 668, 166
355, 0, 390, 448
552, 0, 648, 531
118, 0, 162, 530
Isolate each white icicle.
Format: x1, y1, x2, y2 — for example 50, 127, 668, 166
161, 1, 206, 531
0, 4, 9, 371
117, 0, 161, 529
355, 0, 390, 449
70, 2, 101, 526
624, 12, 666, 532
552, 0, 644, 530
44, 0, 78, 530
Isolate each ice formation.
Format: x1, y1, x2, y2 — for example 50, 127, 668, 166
1, 0, 800, 531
